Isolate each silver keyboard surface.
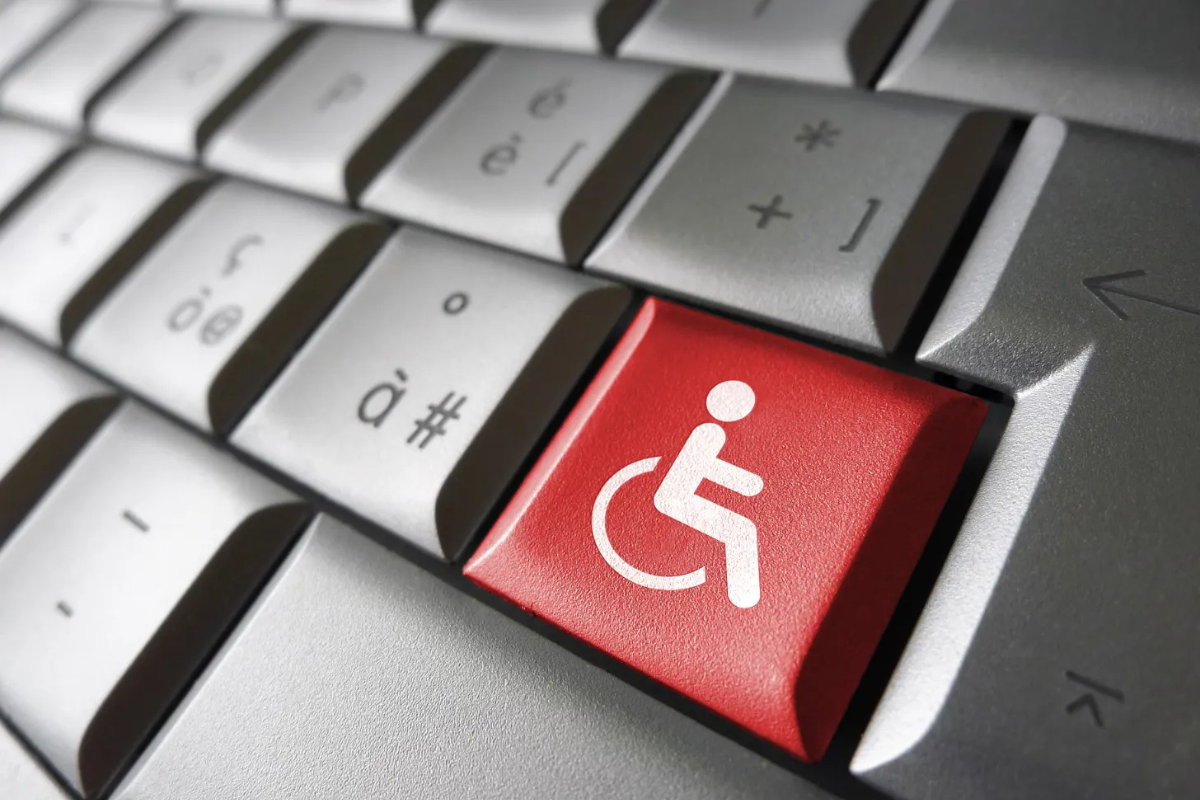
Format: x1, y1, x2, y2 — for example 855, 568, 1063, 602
1, 2, 1199, 799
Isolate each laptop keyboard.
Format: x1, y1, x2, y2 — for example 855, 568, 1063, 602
0, 2, 1198, 799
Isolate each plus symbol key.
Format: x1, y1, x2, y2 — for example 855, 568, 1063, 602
747, 195, 793, 230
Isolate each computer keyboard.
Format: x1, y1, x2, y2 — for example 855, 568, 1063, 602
0, 2, 1197, 799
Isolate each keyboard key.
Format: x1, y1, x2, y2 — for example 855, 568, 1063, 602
235, 228, 629, 559
591, 77, 1006, 354
0, 119, 72, 217
206, 28, 483, 203
282, 0, 433, 28
113, 514, 831, 800
851, 118, 1200, 798
0, 404, 310, 798
0, 329, 117, 547
0, 147, 206, 346
91, 16, 306, 159
465, 298, 985, 761
0, 723, 68, 800
881, 0, 1200, 146
620, 0, 921, 87
72, 182, 387, 436
0, 0, 77, 81
0, 4, 174, 130
425, 0, 654, 54
175, 0, 274, 16
362, 48, 710, 264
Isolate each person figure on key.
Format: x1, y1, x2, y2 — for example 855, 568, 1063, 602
654, 380, 764, 609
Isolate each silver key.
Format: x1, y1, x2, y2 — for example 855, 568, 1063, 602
91, 16, 305, 159
0, 329, 117, 547
0, 147, 206, 346
0, 404, 309, 798
881, 0, 1200, 146
0, 4, 174, 130
282, 0, 435, 28
852, 117, 1200, 799
235, 228, 628, 559
113, 515, 832, 800
175, 0, 274, 17
620, 0, 921, 87
0, 119, 72, 216
0, 0, 77, 80
206, 28, 482, 203
590, 76, 1006, 353
0, 723, 68, 800
361, 48, 709, 264
71, 182, 387, 435
425, 0, 654, 54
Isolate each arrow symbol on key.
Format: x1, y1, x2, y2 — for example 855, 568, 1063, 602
1083, 270, 1200, 321
1065, 670, 1124, 728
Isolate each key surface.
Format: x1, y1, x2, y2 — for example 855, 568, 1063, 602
71, 181, 387, 435
0, 0, 77, 81
281, 0, 435, 28
91, 16, 305, 159
0, 147, 206, 346
235, 228, 628, 559
881, 0, 1200, 146
206, 28, 482, 203
362, 47, 709, 264
852, 117, 1200, 798
425, 0, 653, 54
0, 329, 118, 547
620, 0, 920, 87
114, 514, 830, 800
0, 404, 310, 797
0, 723, 68, 800
0, 119, 72, 217
175, 0, 274, 16
591, 76, 1006, 353
0, 4, 174, 130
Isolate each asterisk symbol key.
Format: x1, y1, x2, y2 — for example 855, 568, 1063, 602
795, 120, 840, 151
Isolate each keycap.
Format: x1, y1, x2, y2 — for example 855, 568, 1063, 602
0, 147, 206, 346
465, 298, 985, 761
362, 48, 710, 265
235, 228, 629, 559
620, 0, 921, 87
71, 182, 387, 436
0, 329, 118, 547
0, 404, 310, 798
851, 117, 1200, 798
881, 0, 1200, 146
0, 0, 77, 81
0, 4, 174, 130
0, 723, 68, 800
175, 0, 274, 17
0, 119, 72, 217
591, 77, 1006, 354
206, 28, 483, 203
425, 0, 654, 54
282, 0, 433, 28
113, 514, 831, 800
91, 16, 306, 159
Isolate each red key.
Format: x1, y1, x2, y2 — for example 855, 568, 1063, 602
465, 299, 985, 761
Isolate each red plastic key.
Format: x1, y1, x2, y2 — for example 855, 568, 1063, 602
465, 299, 985, 761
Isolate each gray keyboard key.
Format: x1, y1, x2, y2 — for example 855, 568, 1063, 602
0, 723, 67, 800
0, 404, 310, 798
0, 119, 72, 217
621, 0, 921, 87
591, 77, 1005, 353
114, 514, 830, 800
362, 48, 709, 264
0, 329, 117, 547
282, 0, 435, 28
91, 16, 306, 159
852, 117, 1200, 799
235, 228, 628, 559
0, 0, 77, 81
0, 147, 205, 346
881, 0, 1200, 146
0, 4, 174, 130
205, 28, 482, 203
425, 0, 654, 54
175, 0, 274, 16
71, 181, 387, 435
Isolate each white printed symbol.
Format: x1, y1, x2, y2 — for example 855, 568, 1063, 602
591, 381, 764, 608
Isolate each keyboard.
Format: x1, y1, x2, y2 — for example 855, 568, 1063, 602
0, 1, 1198, 798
